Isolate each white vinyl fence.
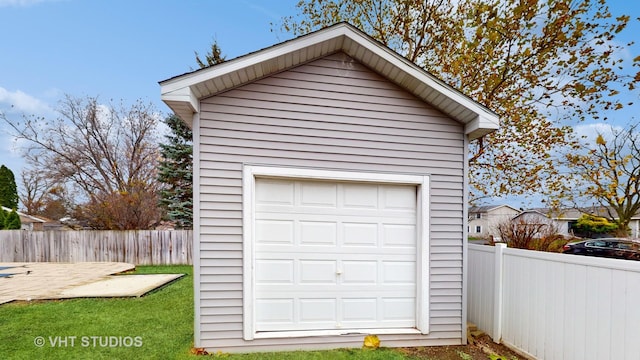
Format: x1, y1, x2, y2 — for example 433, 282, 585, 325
0, 230, 192, 265
468, 243, 640, 360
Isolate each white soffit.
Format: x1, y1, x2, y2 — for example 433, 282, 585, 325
159, 22, 499, 139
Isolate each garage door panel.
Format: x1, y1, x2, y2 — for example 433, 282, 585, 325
342, 222, 378, 246
299, 221, 337, 245
255, 259, 294, 284
256, 211, 414, 221
343, 183, 379, 209
342, 298, 377, 322
382, 224, 416, 247
254, 248, 416, 257
256, 299, 294, 324
299, 260, 337, 284
255, 285, 415, 294
300, 299, 337, 322
255, 178, 418, 332
256, 180, 294, 205
382, 185, 417, 210
256, 297, 418, 331
382, 298, 416, 321
383, 261, 416, 284
341, 260, 377, 284
255, 217, 415, 248
255, 220, 294, 244
300, 182, 337, 207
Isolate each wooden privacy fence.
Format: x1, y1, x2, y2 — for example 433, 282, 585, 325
0, 230, 192, 265
468, 243, 640, 360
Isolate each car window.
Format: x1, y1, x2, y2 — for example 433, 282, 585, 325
591, 241, 608, 247
616, 242, 632, 249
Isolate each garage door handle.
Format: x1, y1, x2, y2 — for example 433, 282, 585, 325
336, 270, 343, 275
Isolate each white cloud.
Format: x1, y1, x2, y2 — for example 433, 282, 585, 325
0, 87, 52, 115
0, 88, 54, 178
573, 122, 623, 146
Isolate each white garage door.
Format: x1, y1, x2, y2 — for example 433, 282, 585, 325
254, 178, 417, 332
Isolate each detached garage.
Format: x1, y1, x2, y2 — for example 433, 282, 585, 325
160, 22, 499, 352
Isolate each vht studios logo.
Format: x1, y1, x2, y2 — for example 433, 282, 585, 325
34, 335, 143, 348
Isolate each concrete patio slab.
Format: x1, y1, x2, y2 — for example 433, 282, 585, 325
58, 274, 184, 298
0, 262, 184, 304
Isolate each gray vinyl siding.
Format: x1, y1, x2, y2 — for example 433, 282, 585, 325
197, 52, 466, 351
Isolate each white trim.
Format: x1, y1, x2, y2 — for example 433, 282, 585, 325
242, 165, 430, 340
415, 176, 430, 334
492, 243, 507, 343
160, 27, 349, 93
253, 328, 422, 339
461, 135, 470, 344
242, 165, 257, 341
245, 165, 426, 184
191, 112, 202, 347
161, 87, 199, 112
465, 114, 499, 140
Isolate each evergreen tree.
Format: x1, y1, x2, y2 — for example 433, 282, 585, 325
158, 114, 193, 229
156, 40, 226, 228
0, 209, 5, 230
0, 165, 18, 209
5, 209, 20, 230
194, 39, 226, 69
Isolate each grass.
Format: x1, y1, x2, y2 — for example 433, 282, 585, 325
0, 265, 482, 360
0, 265, 194, 360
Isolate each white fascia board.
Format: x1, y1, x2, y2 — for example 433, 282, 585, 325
160, 87, 199, 113
159, 26, 350, 95
465, 114, 500, 140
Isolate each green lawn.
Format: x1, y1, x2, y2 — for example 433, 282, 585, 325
0, 265, 194, 360
0, 265, 420, 360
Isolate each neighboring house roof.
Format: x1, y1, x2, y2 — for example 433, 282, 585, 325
513, 209, 551, 220
470, 204, 521, 213
1, 206, 47, 225
533, 206, 640, 221
160, 22, 499, 140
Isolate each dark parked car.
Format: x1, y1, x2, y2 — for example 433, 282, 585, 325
562, 238, 640, 260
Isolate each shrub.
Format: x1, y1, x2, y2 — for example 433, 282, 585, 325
0, 208, 21, 230
4, 210, 21, 230
572, 214, 618, 238
496, 214, 564, 251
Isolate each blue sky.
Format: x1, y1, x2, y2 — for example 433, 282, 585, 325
0, 0, 301, 174
0, 0, 638, 209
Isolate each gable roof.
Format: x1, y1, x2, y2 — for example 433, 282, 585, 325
160, 22, 499, 140
470, 204, 521, 213
513, 209, 550, 220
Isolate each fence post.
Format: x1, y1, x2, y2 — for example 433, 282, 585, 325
492, 243, 506, 343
